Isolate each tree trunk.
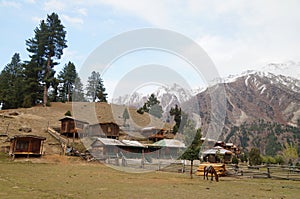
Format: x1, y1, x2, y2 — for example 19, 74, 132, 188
43, 85, 48, 106
43, 56, 51, 106
190, 160, 193, 179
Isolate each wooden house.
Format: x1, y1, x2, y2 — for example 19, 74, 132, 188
59, 116, 89, 138
201, 146, 232, 163
9, 135, 46, 157
141, 127, 170, 142
119, 140, 146, 159
88, 122, 120, 139
152, 139, 186, 159
91, 137, 124, 160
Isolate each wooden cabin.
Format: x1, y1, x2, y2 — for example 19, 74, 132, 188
91, 137, 124, 160
201, 146, 232, 163
152, 139, 186, 159
88, 122, 120, 139
9, 135, 46, 157
59, 116, 89, 138
119, 140, 146, 159
141, 127, 170, 142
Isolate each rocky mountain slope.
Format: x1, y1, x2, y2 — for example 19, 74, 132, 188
185, 71, 300, 154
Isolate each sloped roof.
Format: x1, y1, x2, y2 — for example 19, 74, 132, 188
92, 138, 125, 147
153, 139, 186, 148
202, 146, 232, 155
121, 139, 145, 147
59, 116, 89, 123
10, 135, 46, 141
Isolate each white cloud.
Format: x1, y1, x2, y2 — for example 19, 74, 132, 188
23, 0, 36, 4
0, 0, 21, 8
77, 8, 87, 16
61, 14, 84, 25
43, 0, 66, 12
31, 16, 43, 23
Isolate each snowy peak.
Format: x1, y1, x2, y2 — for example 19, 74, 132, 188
261, 61, 300, 80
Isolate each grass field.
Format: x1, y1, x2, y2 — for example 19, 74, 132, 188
0, 154, 300, 199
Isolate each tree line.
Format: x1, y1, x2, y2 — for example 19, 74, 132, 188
0, 13, 107, 109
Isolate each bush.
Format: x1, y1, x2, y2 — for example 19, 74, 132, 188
249, 148, 262, 165
232, 155, 239, 164
65, 110, 72, 116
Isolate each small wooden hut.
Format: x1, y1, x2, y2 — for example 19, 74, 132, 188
91, 137, 124, 160
59, 116, 89, 138
88, 122, 120, 139
9, 135, 46, 157
152, 139, 186, 159
201, 146, 232, 163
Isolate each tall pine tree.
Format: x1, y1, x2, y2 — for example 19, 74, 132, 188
26, 12, 67, 106
86, 71, 107, 102
73, 77, 86, 102
58, 61, 77, 102
0, 53, 25, 109
137, 94, 163, 118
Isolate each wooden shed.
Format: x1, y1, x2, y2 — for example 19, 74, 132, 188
59, 116, 89, 138
201, 146, 233, 163
152, 139, 186, 159
88, 122, 120, 139
9, 135, 46, 157
91, 137, 124, 160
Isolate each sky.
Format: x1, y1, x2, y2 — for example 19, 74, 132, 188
1, 0, 300, 98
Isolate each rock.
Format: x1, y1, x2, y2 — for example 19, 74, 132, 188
19, 127, 32, 133
9, 112, 19, 116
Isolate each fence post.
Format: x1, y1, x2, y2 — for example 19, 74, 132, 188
267, 167, 271, 178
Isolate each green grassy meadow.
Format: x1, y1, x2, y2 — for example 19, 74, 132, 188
0, 154, 299, 199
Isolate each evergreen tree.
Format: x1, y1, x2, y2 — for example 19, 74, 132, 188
58, 61, 77, 102
73, 77, 86, 102
0, 53, 25, 109
180, 121, 202, 179
86, 71, 107, 102
170, 104, 182, 134
26, 12, 67, 106
137, 94, 163, 118
122, 108, 130, 126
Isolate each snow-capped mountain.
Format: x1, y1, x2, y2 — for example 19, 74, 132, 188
261, 61, 300, 80
111, 83, 197, 119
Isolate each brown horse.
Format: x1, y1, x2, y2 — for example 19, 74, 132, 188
203, 165, 219, 182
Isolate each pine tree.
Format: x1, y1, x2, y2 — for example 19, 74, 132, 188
137, 94, 163, 118
180, 121, 202, 179
0, 53, 25, 109
170, 104, 182, 134
73, 77, 86, 102
122, 108, 130, 126
86, 71, 107, 102
26, 12, 67, 106
58, 61, 78, 102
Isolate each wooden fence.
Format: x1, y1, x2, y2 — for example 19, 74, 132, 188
226, 164, 300, 181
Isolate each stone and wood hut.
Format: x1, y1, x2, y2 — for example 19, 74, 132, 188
9, 135, 46, 158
